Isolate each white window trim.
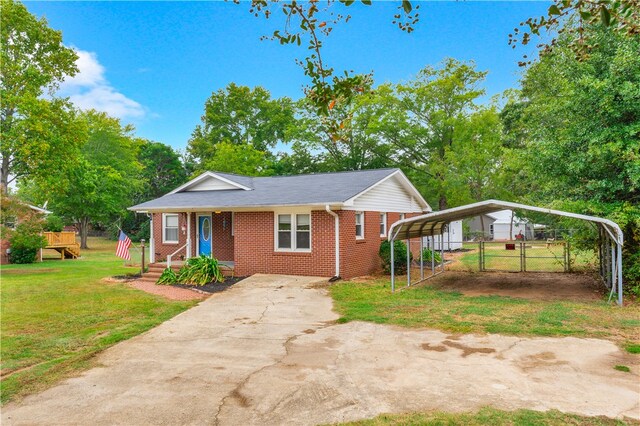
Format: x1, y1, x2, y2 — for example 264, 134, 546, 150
380, 212, 387, 237
162, 213, 179, 244
355, 211, 365, 240
274, 210, 312, 253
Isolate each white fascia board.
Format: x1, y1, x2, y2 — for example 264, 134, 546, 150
343, 169, 432, 211
128, 202, 345, 213
167, 171, 252, 194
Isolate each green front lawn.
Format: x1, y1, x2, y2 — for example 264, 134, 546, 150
330, 277, 640, 343
0, 237, 197, 404
338, 407, 633, 425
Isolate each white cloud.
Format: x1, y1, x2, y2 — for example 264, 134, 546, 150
59, 48, 145, 119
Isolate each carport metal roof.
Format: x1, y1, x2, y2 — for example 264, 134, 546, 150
387, 200, 624, 305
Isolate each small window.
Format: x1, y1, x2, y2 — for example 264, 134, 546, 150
355, 212, 364, 239
163, 214, 179, 243
296, 214, 311, 249
277, 214, 292, 249
399, 213, 405, 221
380, 213, 387, 237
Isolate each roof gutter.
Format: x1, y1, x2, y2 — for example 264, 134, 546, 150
325, 205, 341, 279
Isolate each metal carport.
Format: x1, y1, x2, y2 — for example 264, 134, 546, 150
387, 200, 625, 305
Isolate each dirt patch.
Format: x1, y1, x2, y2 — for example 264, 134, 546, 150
230, 389, 250, 407
442, 340, 496, 357
102, 275, 140, 283
429, 271, 603, 302
421, 343, 447, 352
128, 280, 207, 301
520, 351, 569, 370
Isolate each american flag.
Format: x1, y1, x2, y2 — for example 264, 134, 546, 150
116, 230, 132, 260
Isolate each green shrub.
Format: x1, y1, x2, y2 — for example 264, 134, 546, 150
421, 248, 442, 263
156, 255, 225, 286
177, 255, 225, 286
379, 240, 412, 274
156, 267, 178, 285
44, 215, 65, 232
9, 222, 47, 264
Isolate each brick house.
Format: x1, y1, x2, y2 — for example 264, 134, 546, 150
129, 168, 430, 279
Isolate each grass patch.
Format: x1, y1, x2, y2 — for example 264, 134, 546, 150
330, 277, 640, 341
614, 365, 631, 373
337, 407, 633, 425
1, 237, 197, 404
625, 343, 640, 354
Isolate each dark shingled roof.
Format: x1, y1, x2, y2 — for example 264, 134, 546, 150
129, 168, 400, 211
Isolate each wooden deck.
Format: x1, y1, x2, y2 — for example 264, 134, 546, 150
43, 232, 80, 259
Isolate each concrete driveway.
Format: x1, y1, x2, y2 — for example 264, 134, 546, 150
3, 274, 639, 425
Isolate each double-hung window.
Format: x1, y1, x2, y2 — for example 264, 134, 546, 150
355, 211, 364, 239
163, 213, 179, 243
380, 213, 387, 237
276, 213, 311, 251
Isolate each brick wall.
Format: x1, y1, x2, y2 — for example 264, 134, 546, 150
211, 212, 234, 261
233, 211, 336, 277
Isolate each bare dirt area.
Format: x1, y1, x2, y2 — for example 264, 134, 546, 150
429, 271, 604, 302
3, 274, 638, 425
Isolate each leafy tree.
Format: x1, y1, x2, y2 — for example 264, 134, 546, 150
369, 59, 491, 210
138, 141, 188, 199
1, 0, 82, 191
509, 25, 640, 291
285, 96, 391, 172
447, 107, 505, 206
188, 84, 295, 166
198, 141, 271, 176
29, 112, 145, 249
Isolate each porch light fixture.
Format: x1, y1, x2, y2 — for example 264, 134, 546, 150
214, 211, 222, 214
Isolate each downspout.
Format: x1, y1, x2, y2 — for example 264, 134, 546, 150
325, 205, 341, 279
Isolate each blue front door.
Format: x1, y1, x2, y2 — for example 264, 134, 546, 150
198, 215, 211, 256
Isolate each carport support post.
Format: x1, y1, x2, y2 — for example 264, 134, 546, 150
617, 243, 623, 306
406, 238, 411, 287
431, 237, 435, 273
390, 237, 395, 292
420, 237, 424, 280
440, 232, 444, 272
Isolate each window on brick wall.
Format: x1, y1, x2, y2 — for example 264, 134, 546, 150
355, 211, 364, 239
276, 213, 311, 251
163, 213, 179, 243
400, 213, 405, 220
380, 213, 387, 237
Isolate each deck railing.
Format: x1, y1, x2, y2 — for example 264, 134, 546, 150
43, 232, 77, 247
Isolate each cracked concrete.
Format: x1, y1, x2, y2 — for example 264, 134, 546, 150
3, 274, 639, 425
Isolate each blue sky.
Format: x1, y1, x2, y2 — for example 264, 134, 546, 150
25, 1, 550, 150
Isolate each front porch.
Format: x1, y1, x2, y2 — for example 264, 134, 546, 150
149, 211, 235, 265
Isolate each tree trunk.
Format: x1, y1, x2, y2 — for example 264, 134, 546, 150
1, 156, 10, 194
79, 217, 90, 249
509, 211, 515, 241
438, 195, 447, 211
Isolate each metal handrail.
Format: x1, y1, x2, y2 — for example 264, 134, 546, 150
167, 242, 187, 268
